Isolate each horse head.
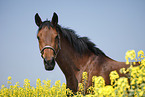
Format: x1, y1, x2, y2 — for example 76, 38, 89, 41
35, 13, 60, 71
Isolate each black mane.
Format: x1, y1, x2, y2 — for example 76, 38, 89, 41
38, 21, 106, 56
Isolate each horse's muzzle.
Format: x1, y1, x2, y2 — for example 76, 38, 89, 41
44, 58, 55, 71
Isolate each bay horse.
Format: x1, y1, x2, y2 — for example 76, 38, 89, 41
35, 12, 139, 92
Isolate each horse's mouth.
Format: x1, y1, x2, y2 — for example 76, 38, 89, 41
44, 59, 55, 71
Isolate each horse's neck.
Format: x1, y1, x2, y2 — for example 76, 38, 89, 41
55, 37, 91, 92
56, 36, 90, 75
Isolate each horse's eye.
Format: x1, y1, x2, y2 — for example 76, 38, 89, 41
55, 35, 59, 40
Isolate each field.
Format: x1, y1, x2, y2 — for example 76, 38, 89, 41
0, 50, 145, 97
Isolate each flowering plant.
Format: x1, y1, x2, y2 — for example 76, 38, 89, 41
1, 50, 145, 97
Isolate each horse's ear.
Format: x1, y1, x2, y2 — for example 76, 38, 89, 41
35, 13, 42, 27
51, 12, 58, 27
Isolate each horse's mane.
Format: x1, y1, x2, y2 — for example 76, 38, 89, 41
38, 21, 106, 56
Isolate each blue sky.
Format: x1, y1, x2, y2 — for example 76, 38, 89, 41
0, 0, 145, 87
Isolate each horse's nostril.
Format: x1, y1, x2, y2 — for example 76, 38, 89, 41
44, 58, 47, 63
44, 57, 55, 65
51, 57, 55, 64
43, 57, 55, 71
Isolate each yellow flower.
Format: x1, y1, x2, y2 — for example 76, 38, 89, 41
131, 79, 136, 85
134, 89, 143, 97
120, 68, 127, 74
82, 72, 88, 91
137, 77, 143, 84
141, 58, 145, 66
7, 81, 12, 84
62, 83, 66, 88
24, 78, 30, 83
139, 91, 143, 96
14, 82, 20, 87
82, 72, 88, 80
55, 80, 61, 88
78, 83, 84, 92
110, 70, 119, 79
94, 76, 105, 88
8, 76, 12, 80
92, 76, 97, 83
1, 85, 5, 88
138, 50, 144, 58
125, 50, 136, 65
100, 86, 114, 96
109, 70, 119, 85
143, 86, 145, 90
125, 56, 130, 64
1, 53, 145, 97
